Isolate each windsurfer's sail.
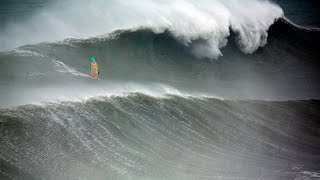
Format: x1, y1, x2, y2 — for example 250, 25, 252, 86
90, 56, 99, 79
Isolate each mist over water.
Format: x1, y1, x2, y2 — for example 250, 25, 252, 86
0, 0, 284, 58
1, 0, 320, 180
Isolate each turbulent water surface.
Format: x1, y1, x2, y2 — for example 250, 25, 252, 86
0, 0, 320, 179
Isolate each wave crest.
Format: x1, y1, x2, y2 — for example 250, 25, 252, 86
0, 0, 283, 58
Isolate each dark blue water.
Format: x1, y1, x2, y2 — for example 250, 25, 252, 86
0, 0, 48, 26
275, 0, 320, 26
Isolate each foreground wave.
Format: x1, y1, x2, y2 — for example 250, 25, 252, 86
1, 94, 320, 179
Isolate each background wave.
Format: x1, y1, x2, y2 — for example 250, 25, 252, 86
0, 0, 284, 58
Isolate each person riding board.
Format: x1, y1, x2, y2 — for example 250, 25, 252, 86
90, 56, 99, 79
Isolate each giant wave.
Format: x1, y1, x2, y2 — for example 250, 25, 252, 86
1, 17, 319, 107
0, 0, 284, 59
1, 1, 320, 179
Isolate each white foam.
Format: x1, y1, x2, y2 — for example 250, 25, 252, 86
1, 82, 223, 108
295, 171, 320, 180
1, 48, 89, 77
283, 17, 320, 31
2, 49, 46, 57
0, 0, 283, 59
52, 60, 89, 77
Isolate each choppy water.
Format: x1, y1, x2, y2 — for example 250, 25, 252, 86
1, 0, 320, 179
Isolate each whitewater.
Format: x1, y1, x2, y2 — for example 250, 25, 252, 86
0, 0, 284, 58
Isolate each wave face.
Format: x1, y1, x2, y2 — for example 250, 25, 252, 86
1, 95, 320, 180
1, 18, 320, 106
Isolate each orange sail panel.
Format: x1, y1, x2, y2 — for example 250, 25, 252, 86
91, 62, 99, 78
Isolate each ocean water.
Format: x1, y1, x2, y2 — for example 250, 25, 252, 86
0, 0, 320, 179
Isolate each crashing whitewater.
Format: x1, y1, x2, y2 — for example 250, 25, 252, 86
0, 0, 284, 58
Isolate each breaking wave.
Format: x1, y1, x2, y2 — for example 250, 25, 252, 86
0, 0, 284, 59
1, 17, 319, 107
1, 1, 320, 179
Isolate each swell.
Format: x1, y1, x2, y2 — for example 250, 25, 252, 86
1, 94, 320, 179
